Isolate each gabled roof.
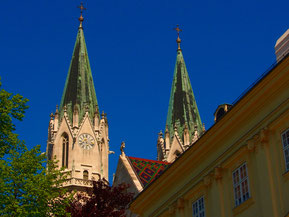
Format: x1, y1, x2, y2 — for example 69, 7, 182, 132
59, 24, 98, 123
166, 46, 202, 141
127, 156, 170, 188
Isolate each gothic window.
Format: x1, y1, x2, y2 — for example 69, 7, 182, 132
192, 196, 205, 217
282, 128, 289, 171
232, 163, 250, 206
62, 134, 69, 168
83, 170, 88, 180
47, 143, 54, 160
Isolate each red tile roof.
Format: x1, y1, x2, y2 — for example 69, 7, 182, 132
127, 156, 170, 188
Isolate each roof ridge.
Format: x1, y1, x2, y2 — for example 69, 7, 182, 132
127, 156, 170, 164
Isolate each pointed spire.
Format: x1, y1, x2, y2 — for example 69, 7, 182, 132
166, 27, 202, 143
59, 5, 98, 124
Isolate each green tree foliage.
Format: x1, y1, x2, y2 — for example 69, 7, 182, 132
0, 79, 28, 157
0, 79, 70, 216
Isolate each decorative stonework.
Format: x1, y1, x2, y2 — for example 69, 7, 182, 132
259, 127, 269, 145
246, 139, 256, 152
177, 197, 185, 210
203, 174, 212, 187
168, 203, 176, 216
214, 166, 223, 180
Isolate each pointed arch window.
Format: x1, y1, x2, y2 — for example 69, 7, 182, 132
83, 170, 89, 180
62, 134, 69, 168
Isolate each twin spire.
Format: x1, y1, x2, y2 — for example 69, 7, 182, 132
166, 25, 202, 143
59, 4, 202, 145
59, 2, 98, 123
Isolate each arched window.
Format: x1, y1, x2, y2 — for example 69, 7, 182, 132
62, 134, 69, 168
83, 170, 89, 180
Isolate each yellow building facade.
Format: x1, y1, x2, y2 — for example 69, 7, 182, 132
130, 42, 289, 216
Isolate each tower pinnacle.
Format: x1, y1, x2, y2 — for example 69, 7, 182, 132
78, 2, 86, 29
166, 28, 202, 142
59, 5, 98, 124
174, 25, 182, 51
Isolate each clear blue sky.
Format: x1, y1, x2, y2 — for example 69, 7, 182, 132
2, 0, 289, 183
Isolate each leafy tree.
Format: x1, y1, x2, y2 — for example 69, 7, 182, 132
0, 79, 28, 157
66, 179, 134, 217
0, 79, 70, 216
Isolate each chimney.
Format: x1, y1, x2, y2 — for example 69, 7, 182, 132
214, 104, 232, 122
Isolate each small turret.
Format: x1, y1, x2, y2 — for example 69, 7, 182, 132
94, 105, 100, 131
120, 141, 125, 157
165, 125, 170, 150
49, 113, 54, 127
73, 104, 79, 128
104, 113, 109, 140
157, 131, 167, 161
48, 113, 54, 142
183, 123, 190, 148
191, 124, 199, 144
54, 105, 59, 131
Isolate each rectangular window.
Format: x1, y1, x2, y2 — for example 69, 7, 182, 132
282, 129, 289, 171
233, 163, 250, 206
192, 196, 205, 217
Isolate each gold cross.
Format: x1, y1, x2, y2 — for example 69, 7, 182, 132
174, 24, 182, 37
78, 2, 86, 15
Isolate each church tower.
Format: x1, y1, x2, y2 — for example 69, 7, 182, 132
47, 5, 110, 190
157, 26, 204, 162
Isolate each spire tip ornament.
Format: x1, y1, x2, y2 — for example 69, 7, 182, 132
174, 24, 182, 51
78, 2, 86, 29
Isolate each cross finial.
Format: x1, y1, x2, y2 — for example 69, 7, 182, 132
78, 2, 86, 14
78, 2, 86, 29
174, 24, 182, 51
175, 24, 182, 36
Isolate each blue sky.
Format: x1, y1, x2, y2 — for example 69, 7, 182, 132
2, 0, 289, 182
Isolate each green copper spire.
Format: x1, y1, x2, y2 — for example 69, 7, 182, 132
166, 27, 202, 141
59, 7, 98, 123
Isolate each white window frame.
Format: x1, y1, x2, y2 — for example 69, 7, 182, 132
282, 129, 289, 172
192, 196, 205, 217
232, 163, 250, 207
